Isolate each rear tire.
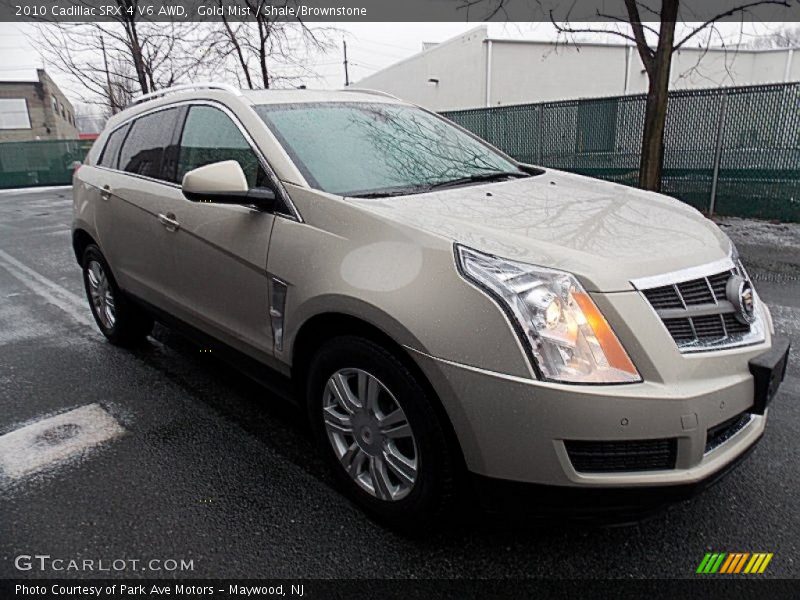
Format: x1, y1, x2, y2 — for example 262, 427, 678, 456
307, 335, 457, 533
81, 245, 152, 347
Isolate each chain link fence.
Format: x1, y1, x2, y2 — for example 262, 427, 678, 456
0, 139, 93, 189
2, 84, 798, 223
442, 82, 800, 223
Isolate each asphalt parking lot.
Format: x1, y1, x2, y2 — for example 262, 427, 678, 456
0, 187, 798, 579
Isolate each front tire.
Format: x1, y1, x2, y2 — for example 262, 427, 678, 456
81, 245, 152, 347
307, 336, 457, 532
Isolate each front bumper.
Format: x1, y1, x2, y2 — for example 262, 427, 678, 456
410, 343, 778, 489
470, 434, 762, 520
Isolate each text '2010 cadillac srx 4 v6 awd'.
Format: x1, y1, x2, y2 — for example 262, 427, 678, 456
73, 83, 790, 531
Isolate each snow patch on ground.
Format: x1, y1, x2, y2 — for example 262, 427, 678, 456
771, 304, 800, 340
0, 404, 124, 482
0, 293, 48, 345
715, 216, 800, 250
715, 216, 800, 277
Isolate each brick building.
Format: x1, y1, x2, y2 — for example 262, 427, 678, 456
0, 69, 79, 142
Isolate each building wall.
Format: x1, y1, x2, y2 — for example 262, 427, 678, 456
488, 41, 627, 106
356, 27, 488, 110
0, 69, 79, 142
357, 27, 799, 111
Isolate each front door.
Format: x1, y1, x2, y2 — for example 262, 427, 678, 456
167, 104, 278, 357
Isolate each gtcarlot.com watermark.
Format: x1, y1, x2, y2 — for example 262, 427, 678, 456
14, 554, 194, 573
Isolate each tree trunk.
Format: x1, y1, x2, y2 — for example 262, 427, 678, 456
639, 66, 670, 190
637, 2, 678, 191
221, 13, 253, 89
255, 18, 270, 89
124, 18, 150, 95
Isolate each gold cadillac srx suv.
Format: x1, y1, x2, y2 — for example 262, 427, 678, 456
73, 83, 790, 530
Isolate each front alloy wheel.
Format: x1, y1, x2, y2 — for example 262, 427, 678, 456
307, 335, 458, 532
322, 368, 419, 501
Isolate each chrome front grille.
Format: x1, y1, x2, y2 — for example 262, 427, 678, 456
643, 271, 734, 310
635, 258, 765, 352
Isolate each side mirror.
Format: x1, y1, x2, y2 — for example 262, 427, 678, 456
182, 160, 277, 209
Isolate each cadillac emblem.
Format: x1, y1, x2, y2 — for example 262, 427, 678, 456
726, 275, 756, 325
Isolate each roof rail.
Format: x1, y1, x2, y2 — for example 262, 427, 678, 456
129, 82, 242, 107
340, 87, 401, 101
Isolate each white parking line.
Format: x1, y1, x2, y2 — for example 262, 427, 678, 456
0, 185, 72, 195
0, 248, 92, 327
0, 404, 125, 480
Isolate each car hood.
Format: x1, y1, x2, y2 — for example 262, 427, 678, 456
347, 170, 732, 292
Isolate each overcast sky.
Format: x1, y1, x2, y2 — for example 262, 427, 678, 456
0, 21, 786, 108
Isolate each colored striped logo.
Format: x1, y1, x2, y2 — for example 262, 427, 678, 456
696, 552, 773, 574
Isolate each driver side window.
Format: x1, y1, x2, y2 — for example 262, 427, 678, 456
176, 105, 269, 188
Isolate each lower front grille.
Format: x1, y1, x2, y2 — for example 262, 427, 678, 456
705, 412, 752, 453
565, 438, 678, 473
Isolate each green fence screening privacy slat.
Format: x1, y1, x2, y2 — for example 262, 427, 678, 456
0, 139, 94, 189
1, 83, 798, 223
442, 81, 800, 223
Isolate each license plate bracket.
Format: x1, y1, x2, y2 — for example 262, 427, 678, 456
749, 338, 790, 415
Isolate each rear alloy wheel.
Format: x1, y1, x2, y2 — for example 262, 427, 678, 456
323, 368, 419, 502
307, 336, 457, 532
81, 245, 153, 347
86, 259, 116, 330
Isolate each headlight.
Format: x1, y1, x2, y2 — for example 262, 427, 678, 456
729, 241, 750, 280
456, 245, 640, 384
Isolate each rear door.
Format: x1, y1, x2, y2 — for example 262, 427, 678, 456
167, 103, 278, 357
93, 106, 187, 312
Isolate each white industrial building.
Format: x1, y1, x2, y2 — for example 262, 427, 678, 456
356, 26, 799, 111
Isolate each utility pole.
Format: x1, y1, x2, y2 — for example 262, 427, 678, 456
100, 35, 115, 114
343, 39, 349, 87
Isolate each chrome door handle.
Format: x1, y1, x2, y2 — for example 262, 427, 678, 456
100, 185, 112, 201
157, 212, 180, 231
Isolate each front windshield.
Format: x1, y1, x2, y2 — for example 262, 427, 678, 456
254, 102, 525, 197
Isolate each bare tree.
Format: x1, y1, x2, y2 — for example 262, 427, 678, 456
211, 0, 339, 89
33, 2, 218, 113
461, 0, 794, 191
546, 0, 795, 191
746, 24, 800, 48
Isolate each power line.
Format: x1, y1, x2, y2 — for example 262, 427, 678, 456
350, 62, 380, 72
349, 45, 413, 60
355, 38, 418, 52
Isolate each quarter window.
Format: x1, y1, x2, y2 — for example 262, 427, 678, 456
176, 105, 267, 188
98, 124, 130, 169
118, 108, 181, 180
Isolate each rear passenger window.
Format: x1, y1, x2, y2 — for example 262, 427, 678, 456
177, 105, 268, 188
118, 108, 181, 180
98, 124, 129, 169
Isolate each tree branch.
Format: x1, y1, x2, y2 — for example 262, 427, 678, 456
674, 0, 792, 49
623, 0, 655, 76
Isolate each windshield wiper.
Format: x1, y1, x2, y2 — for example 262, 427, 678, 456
348, 170, 529, 198
427, 170, 529, 190
348, 186, 429, 199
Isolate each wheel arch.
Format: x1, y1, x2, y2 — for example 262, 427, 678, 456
291, 311, 468, 473
72, 228, 98, 265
